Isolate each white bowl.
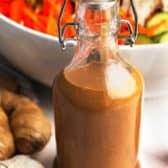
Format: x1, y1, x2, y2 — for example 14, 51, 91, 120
0, 14, 168, 98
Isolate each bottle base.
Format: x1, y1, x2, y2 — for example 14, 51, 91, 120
54, 157, 141, 168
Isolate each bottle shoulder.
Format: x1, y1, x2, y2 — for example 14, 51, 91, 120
53, 62, 143, 111
54, 60, 143, 99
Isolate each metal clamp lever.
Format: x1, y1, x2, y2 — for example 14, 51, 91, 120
58, 0, 79, 49
119, 0, 138, 46
58, 0, 138, 48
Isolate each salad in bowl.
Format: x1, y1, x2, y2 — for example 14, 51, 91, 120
1, 0, 168, 44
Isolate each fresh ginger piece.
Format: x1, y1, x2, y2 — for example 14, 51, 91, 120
0, 108, 15, 160
0, 89, 51, 154
11, 98, 51, 154
0, 88, 18, 115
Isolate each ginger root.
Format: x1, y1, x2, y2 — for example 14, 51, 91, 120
0, 107, 15, 160
0, 89, 51, 155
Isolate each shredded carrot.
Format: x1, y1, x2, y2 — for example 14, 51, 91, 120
46, 10, 57, 35
0, 2, 164, 42
9, 0, 24, 22
0, 0, 75, 37
143, 20, 166, 37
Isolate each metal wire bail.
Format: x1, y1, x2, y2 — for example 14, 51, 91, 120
119, 0, 138, 46
58, 0, 79, 49
58, 0, 138, 48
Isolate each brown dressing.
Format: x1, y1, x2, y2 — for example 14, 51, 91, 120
53, 61, 143, 168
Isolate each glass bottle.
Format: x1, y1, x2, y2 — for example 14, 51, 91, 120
53, 0, 143, 168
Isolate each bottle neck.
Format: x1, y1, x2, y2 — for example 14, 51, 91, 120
72, 29, 119, 65
76, 1, 119, 32
71, 0, 120, 65
79, 29, 118, 60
